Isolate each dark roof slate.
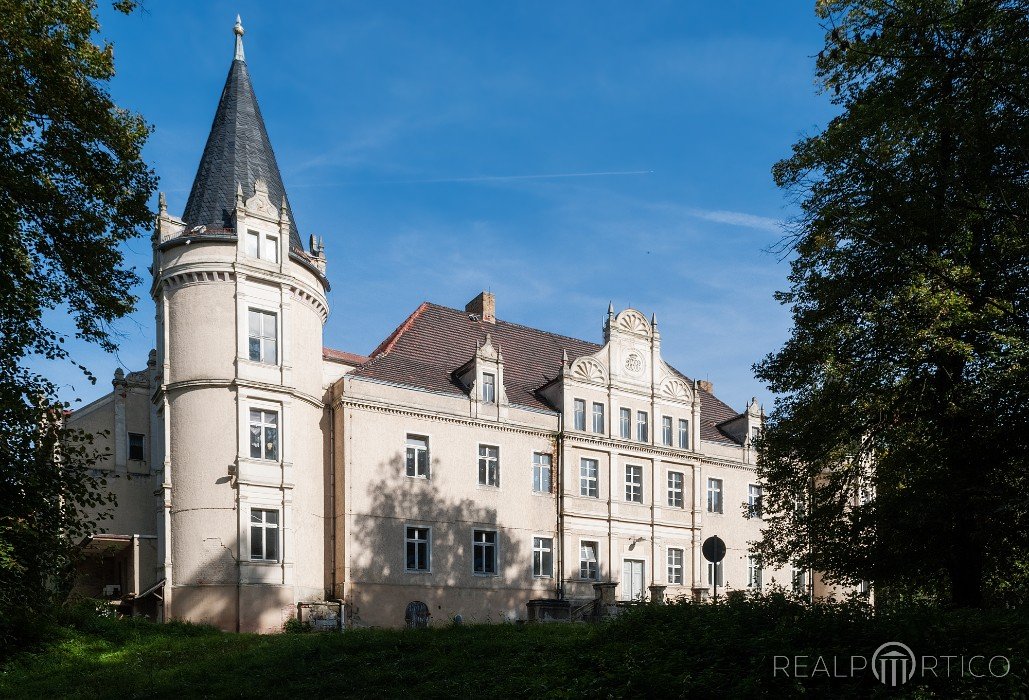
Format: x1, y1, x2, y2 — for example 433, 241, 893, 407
182, 56, 303, 252
351, 302, 743, 445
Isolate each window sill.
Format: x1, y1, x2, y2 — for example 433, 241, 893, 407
476, 483, 501, 490
248, 559, 280, 565
472, 572, 499, 578
404, 569, 432, 575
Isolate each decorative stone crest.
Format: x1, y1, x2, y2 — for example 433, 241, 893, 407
244, 179, 277, 219
623, 351, 645, 376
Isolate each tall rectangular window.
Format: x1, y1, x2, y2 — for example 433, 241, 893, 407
406, 435, 429, 478
625, 465, 643, 503
706, 478, 723, 514
473, 529, 498, 575
482, 373, 496, 403
662, 416, 673, 446
592, 402, 605, 434
619, 408, 631, 439
751, 426, 760, 441
707, 560, 723, 587
748, 555, 763, 588
636, 411, 648, 442
678, 419, 689, 449
405, 526, 430, 572
667, 471, 684, 508
792, 565, 808, 595
580, 541, 599, 580
532, 453, 552, 493
248, 309, 277, 364
580, 458, 599, 498
748, 484, 763, 518
128, 432, 145, 461
249, 409, 279, 461
667, 548, 684, 585
573, 399, 586, 430
249, 509, 279, 562
533, 537, 553, 578
478, 445, 500, 487
246, 230, 259, 258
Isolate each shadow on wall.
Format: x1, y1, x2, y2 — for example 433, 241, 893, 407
349, 454, 545, 628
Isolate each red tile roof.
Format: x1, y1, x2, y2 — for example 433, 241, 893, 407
322, 347, 369, 365
351, 302, 742, 445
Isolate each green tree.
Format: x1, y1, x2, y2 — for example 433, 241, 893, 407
755, 0, 1029, 607
0, 0, 154, 647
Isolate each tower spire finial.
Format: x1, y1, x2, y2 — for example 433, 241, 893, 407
233, 15, 245, 62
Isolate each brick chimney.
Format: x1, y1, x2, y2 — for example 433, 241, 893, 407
466, 291, 496, 324
697, 379, 714, 394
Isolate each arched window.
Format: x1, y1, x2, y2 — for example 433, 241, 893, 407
405, 601, 429, 629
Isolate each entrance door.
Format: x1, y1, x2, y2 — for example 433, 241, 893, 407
622, 560, 645, 601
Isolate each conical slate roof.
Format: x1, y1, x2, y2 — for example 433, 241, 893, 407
181, 18, 302, 251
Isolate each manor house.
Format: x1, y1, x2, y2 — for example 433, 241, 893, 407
69, 19, 821, 632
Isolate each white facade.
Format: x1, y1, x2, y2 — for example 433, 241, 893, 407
67, 21, 821, 632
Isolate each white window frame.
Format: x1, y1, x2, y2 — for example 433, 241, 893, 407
532, 452, 552, 493
249, 408, 279, 461
249, 508, 280, 562
573, 398, 586, 431
592, 402, 605, 434
662, 415, 673, 446
747, 555, 763, 588
579, 540, 599, 580
580, 458, 599, 498
128, 432, 145, 461
405, 525, 431, 573
707, 559, 723, 587
619, 408, 631, 439
482, 372, 496, 404
667, 547, 684, 585
406, 435, 429, 479
478, 444, 500, 487
706, 477, 723, 514
636, 410, 648, 442
792, 565, 808, 594
472, 529, 498, 576
667, 470, 684, 508
247, 308, 278, 365
246, 229, 278, 263
748, 484, 763, 518
625, 464, 643, 503
678, 418, 689, 449
532, 536, 554, 578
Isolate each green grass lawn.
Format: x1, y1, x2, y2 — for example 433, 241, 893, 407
2, 596, 1027, 698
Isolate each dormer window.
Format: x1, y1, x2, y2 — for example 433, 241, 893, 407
482, 373, 496, 404
246, 229, 278, 263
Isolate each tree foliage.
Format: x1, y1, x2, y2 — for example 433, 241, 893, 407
0, 0, 154, 648
755, 0, 1029, 607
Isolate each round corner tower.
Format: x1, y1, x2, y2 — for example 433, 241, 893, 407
151, 17, 330, 632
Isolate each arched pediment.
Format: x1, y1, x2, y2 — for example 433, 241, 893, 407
614, 309, 651, 337
661, 378, 692, 401
570, 357, 607, 384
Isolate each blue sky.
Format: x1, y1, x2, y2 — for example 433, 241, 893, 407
51, 1, 835, 413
